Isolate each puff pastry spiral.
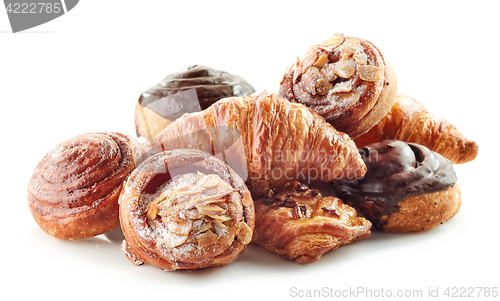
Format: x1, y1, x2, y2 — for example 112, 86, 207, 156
27, 132, 145, 239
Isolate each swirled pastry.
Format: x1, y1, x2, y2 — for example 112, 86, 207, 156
27, 132, 146, 239
119, 149, 255, 271
252, 180, 371, 264
146, 91, 366, 197
354, 92, 478, 164
134, 65, 255, 141
332, 140, 461, 232
279, 33, 397, 138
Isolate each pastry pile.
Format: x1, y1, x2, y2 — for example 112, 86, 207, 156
27, 33, 478, 270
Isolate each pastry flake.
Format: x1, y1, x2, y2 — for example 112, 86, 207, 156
354, 92, 479, 164
146, 91, 367, 198
252, 180, 372, 264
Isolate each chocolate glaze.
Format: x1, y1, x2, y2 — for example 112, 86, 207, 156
332, 140, 457, 225
138, 65, 255, 119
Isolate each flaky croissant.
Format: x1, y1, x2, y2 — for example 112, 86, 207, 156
146, 91, 366, 197
354, 92, 478, 164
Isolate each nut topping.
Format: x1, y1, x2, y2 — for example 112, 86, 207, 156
321, 207, 340, 218
142, 171, 245, 251
320, 33, 344, 48
359, 65, 382, 82
354, 52, 368, 65
340, 38, 361, 58
334, 59, 356, 78
196, 230, 218, 247
164, 231, 189, 248
292, 205, 307, 219
316, 79, 333, 96
236, 221, 252, 245
146, 201, 158, 221
313, 54, 329, 68
320, 64, 338, 82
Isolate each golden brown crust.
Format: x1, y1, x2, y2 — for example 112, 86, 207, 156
134, 103, 174, 141
27, 132, 146, 240
279, 33, 397, 138
252, 181, 371, 264
119, 149, 255, 271
354, 92, 479, 164
146, 91, 366, 197
380, 185, 461, 232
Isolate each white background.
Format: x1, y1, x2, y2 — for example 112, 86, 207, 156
1, 1, 498, 300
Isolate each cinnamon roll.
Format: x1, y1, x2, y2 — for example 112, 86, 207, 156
332, 140, 461, 232
119, 149, 255, 271
27, 132, 146, 239
279, 33, 397, 138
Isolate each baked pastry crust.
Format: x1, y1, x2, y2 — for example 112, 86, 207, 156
354, 92, 478, 164
146, 91, 366, 197
279, 33, 397, 138
119, 149, 255, 271
252, 181, 371, 264
333, 140, 460, 232
380, 185, 461, 232
27, 132, 146, 240
134, 103, 174, 141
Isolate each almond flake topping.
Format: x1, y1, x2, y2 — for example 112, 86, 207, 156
196, 230, 218, 247
144, 171, 240, 250
359, 65, 382, 82
313, 54, 329, 68
320, 33, 344, 48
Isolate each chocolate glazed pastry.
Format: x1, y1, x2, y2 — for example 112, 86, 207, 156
332, 140, 461, 232
134, 65, 255, 140
279, 33, 397, 139
27, 132, 146, 239
119, 149, 255, 271
252, 180, 371, 264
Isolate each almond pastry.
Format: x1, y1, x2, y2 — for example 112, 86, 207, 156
119, 149, 255, 270
279, 33, 397, 138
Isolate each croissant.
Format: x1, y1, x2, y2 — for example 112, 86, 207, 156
353, 93, 478, 164
279, 33, 397, 139
27, 132, 146, 239
146, 91, 367, 197
119, 149, 254, 270
252, 180, 371, 264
